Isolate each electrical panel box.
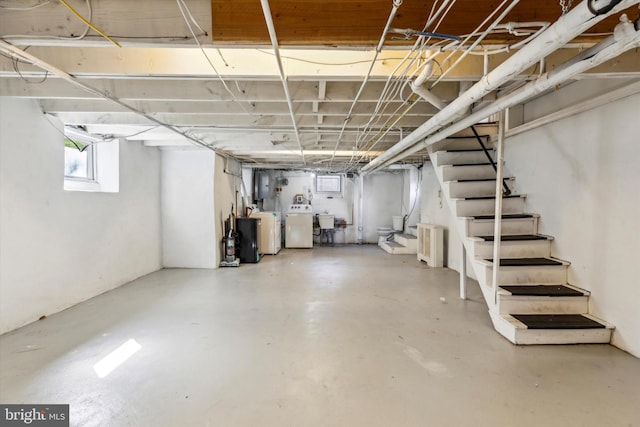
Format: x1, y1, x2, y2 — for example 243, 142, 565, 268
254, 171, 270, 200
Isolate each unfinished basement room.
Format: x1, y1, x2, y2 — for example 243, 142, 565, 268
1, 0, 639, 426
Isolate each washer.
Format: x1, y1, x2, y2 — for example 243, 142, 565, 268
285, 204, 313, 248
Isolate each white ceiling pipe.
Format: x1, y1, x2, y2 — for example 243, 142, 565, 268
260, 0, 306, 166
361, 0, 640, 173
411, 65, 475, 112
495, 22, 550, 35
412, 56, 434, 87
411, 83, 449, 110
0, 40, 230, 157
410, 59, 450, 110
429, 0, 522, 88
412, 0, 521, 108
368, 25, 640, 171
374, 30, 640, 169
377, 0, 404, 52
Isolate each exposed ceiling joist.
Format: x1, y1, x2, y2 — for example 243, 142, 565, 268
0, 0, 212, 47
1, 0, 638, 170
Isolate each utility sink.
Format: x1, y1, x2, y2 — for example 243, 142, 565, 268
318, 214, 334, 230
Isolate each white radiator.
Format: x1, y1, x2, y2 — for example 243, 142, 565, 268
416, 223, 444, 267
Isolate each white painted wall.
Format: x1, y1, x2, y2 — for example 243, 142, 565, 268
404, 166, 422, 231
241, 166, 253, 208
274, 170, 416, 244
419, 162, 478, 279
420, 163, 460, 269
161, 149, 216, 268
505, 91, 640, 357
253, 169, 420, 244
363, 171, 404, 243
274, 172, 313, 212
257, 171, 357, 243
0, 97, 162, 334
521, 78, 637, 124
161, 151, 243, 268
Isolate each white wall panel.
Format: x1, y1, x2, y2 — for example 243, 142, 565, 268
505, 92, 640, 356
0, 98, 162, 334
161, 149, 216, 268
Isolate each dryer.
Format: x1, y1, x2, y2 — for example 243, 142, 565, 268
250, 211, 282, 255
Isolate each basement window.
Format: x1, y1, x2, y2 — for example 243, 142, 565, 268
315, 174, 342, 194
64, 138, 96, 181
64, 127, 119, 193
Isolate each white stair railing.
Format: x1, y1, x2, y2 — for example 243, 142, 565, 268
491, 110, 506, 305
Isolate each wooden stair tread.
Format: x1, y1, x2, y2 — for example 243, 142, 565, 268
463, 195, 523, 200
456, 178, 513, 182
486, 257, 563, 266
478, 235, 549, 241
472, 214, 535, 220
512, 314, 606, 329
450, 162, 493, 166
500, 284, 584, 297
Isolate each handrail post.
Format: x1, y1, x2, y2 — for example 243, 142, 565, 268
471, 125, 510, 195
460, 242, 468, 300
491, 110, 506, 305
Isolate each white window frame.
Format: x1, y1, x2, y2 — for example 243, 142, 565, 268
315, 174, 343, 195
64, 141, 97, 179
63, 127, 119, 193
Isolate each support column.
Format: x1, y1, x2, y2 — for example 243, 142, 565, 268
491, 110, 506, 305
358, 174, 365, 244
460, 242, 467, 300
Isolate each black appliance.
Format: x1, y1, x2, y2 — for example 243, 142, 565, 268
236, 217, 260, 263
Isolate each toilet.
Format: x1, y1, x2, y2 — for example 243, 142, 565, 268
377, 227, 395, 244
377, 216, 405, 244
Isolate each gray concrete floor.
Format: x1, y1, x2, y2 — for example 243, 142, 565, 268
1, 245, 639, 427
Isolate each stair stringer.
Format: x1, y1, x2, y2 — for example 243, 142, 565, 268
428, 151, 613, 345
430, 160, 499, 314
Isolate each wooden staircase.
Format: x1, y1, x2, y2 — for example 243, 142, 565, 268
430, 138, 614, 345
